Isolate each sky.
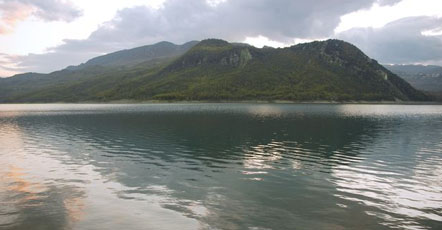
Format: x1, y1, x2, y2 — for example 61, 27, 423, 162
0, 0, 441, 77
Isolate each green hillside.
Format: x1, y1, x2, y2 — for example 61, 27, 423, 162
0, 39, 430, 102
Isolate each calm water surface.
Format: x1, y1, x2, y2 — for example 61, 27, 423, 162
0, 104, 441, 230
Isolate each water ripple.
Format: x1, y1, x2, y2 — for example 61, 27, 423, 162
0, 104, 441, 230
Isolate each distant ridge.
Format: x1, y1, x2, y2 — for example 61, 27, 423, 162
385, 64, 442, 100
66, 40, 199, 70
0, 39, 430, 102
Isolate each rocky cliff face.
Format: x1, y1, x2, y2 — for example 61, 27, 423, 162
167, 39, 253, 70
219, 48, 252, 67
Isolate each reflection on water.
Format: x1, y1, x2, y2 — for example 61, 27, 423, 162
0, 103, 441, 230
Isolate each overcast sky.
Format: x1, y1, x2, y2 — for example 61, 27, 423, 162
0, 0, 441, 76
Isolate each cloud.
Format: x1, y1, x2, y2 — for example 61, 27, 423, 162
0, 1, 34, 34
27, 0, 82, 22
0, 53, 23, 76
0, 0, 82, 34
4, 0, 442, 76
336, 16, 442, 65
377, 0, 402, 6
92, 0, 377, 43
9, 0, 388, 74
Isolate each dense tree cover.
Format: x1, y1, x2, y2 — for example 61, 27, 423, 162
0, 39, 430, 102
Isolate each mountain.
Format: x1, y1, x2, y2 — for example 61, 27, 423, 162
101, 39, 428, 101
0, 39, 430, 102
66, 41, 198, 70
0, 41, 197, 102
384, 64, 442, 100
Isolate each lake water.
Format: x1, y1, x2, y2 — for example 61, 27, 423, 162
0, 103, 441, 230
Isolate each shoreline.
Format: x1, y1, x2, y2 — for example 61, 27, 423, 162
1, 100, 441, 105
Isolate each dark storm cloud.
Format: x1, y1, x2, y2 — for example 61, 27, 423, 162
337, 16, 442, 64
8, 0, 406, 74
65, 0, 380, 44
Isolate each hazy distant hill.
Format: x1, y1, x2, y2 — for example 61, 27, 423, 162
66, 41, 198, 70
385, 64, 442, 76
384, 64, 442, 96
0, 39, 430, 102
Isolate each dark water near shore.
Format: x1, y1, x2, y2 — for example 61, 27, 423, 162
0, 104, 441, 230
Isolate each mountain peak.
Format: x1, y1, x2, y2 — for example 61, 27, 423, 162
195, 39, 230, 47
151, 41, 176, 47
291, 39, 357, 51
165, 39, 253, 71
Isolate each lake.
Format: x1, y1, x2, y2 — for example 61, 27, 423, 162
0, 103, 441, 230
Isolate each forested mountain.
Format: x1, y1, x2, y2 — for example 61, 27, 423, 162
0, 39, 430, 102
